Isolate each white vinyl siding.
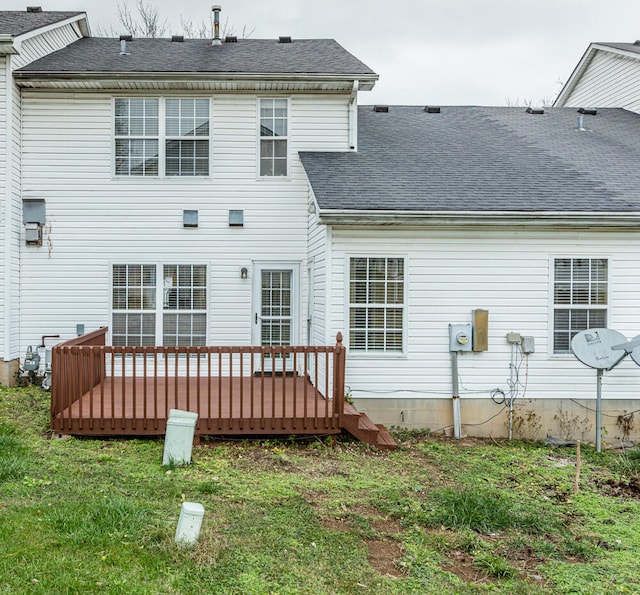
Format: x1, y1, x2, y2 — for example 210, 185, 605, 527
19, 92, 351, 353
328, 228, 640, 401
560, 50, 640, 114
552, 258, 608, 354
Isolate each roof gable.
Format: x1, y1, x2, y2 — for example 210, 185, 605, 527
0, 10, 85, 37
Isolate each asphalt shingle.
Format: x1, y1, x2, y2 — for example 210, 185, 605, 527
300, 106, 640, 213
0, 11, 83, 37
16, 37, 375, 76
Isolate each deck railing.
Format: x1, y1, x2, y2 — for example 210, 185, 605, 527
51, 328, 346, 435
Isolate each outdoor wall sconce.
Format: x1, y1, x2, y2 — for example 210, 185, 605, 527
240, 267, 248, 279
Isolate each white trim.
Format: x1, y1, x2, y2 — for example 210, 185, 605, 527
112, 96, 213, 179
324, 225, 333, 346
344, 253, 408, 357
13, 14, 89, 45
3, 55, 15, 361
251, 261, 300, 348
256, 96, 290, 179
547, 254, 611, 357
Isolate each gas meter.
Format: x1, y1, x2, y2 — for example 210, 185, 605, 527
23, 346, 41, 371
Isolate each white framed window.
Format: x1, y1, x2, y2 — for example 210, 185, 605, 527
115, 98, 159, 176
112, 264, 157, 346
112, 264, 207, 347
165, 99, 210, 176
553, 257, 608, 354
162, 265, 207, 346
259, 98, 288, 176
349, 257, 405, 352
114, 98, 210, 177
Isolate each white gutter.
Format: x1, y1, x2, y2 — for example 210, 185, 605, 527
317, 209, 640, 228
0, 35, 18, 55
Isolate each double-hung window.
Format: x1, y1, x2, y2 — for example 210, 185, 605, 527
349, 257, 405, 352
259, 98, 288, 176
115, 99, 159, 176
114, 98, 210, 177
553, 258, 608, 353
112, 264, 207, 347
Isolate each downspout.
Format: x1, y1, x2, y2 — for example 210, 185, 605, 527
3, 53, 15, 367
348, 80, 358, 151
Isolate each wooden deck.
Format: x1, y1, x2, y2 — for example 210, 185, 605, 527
50, 328, 396, 448
54, 374, 340, 436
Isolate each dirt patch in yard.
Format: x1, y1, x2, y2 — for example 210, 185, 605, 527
367, 538, 404, 577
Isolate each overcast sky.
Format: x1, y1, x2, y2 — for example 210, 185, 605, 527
6, 0, 640, 105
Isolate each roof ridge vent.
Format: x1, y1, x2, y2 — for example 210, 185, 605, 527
373, 105, 389, 113
119, 35, 133, 42
634, 40, 640, 46
279, 36, 292, 43
526, 107, 545, 115
26, 6, 42, 13
577, 107, 597, 115
225, 35, 238, 43
424, 106, 441, 113
171, 35, 184, 42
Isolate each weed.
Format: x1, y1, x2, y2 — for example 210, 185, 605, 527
617, 412, 635, 442
473, 550, 518, 579
510, 408, 542, 441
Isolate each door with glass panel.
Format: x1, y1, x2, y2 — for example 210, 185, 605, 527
252, 264, 298, 372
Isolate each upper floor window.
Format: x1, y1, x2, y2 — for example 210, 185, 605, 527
349, 257, 405, 352
553, 258, 608, 354
115, 99, 159, 176
259, 98, 288, 176
114, 98, 210, 177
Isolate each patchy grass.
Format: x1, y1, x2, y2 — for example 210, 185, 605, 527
2, 386, 640, 593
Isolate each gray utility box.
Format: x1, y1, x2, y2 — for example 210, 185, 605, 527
163, 409, 198, 466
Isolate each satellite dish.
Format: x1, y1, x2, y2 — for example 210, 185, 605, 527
629, 335, 640, 367
571, 328, 627, 370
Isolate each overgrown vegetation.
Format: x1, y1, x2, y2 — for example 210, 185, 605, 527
2, 385, 640, 593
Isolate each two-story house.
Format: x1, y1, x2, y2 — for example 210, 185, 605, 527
4, 7, 640, 441
0, 8, 89, 385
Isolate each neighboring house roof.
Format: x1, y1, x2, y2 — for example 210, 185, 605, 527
554, 41, 640, 108
0, 11, 84, 36
14, 37, 377, 90
300, 106, 640, 223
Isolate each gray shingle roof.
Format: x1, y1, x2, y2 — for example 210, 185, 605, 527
300, 106, 640, 214
0, 11, 83, 36
16, 37, 376, 76
597, 42, 640, 56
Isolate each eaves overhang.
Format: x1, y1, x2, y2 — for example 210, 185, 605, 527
0, 35, 17, 55
13, 71, 379, 92
317, 209, 640, 228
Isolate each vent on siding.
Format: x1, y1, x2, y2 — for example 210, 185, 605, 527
27, 6, 42, 12
225, 35, 238, 43
373, 105, 389, 113
424, 106, 441, 113
526, 107, 545, 115
279, 36, 292, 43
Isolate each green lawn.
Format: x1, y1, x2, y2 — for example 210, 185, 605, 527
1, 385, 640, 594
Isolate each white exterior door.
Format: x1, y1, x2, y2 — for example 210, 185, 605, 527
253, 263, 299, 371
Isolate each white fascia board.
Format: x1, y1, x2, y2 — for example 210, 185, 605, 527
12, 71, 378, 90
14, 13, 90, 45
553, 43, 598, 107
317, 209, 640, 228
0, 35, 17, 55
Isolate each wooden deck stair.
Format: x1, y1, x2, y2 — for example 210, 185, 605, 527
342, 403, 397, 450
